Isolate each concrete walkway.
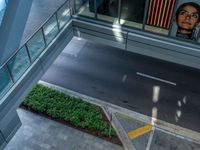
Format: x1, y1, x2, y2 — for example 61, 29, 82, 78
5, 109, 123, 150
113, 112, 200, 150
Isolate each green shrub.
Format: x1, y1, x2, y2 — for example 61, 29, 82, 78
23, 84, 117, 138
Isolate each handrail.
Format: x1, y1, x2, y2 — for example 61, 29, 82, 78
0, 0, 72, 99
0, 0, 70, 68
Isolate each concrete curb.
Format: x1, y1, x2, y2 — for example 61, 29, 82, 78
39, 80, 200, 145
102, 106, 136, 150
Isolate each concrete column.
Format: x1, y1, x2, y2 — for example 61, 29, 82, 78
0, 0, 33, 65
0, 132, 6, 150
0, 109, 21, 150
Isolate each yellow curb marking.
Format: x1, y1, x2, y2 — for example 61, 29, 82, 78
128, 124, 153, 140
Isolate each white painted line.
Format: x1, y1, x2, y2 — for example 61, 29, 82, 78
146, 127, 155, 150
136, 72, 176, 86
122, 74, 127, 83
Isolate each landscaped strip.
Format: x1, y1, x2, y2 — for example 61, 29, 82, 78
22, 84, 118, 139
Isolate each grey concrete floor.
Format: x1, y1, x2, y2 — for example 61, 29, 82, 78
115, 113, 200, 150
5, 109, 123, 150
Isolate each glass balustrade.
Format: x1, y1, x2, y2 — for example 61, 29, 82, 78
26, 29, 46, 61
0, 0, 71, 100
43, 15, 59, 45
7, 46, 31, 81
0, 67, 13, 100
57, 2, 71, 29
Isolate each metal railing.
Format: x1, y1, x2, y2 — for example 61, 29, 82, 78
0, 0, 71, 100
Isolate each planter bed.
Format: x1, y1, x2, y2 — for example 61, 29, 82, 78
21, 84, 122, 145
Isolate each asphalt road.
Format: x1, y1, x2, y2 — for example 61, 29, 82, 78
42, 37, 200, 132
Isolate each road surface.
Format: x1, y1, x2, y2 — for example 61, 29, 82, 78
42, 37, 200, 132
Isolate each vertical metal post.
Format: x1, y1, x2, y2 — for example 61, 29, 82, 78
74, 0, 77, 13
55, 13, 60, 31
142, 0, 150, 31
25, 44, 32, 63
94, 0, 97, 19
69, 0, 72, 17
118, 0, 121, 24
5, 64, 15, 83
41, 27, 48, 47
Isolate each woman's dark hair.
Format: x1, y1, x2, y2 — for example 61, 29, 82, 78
176, 2, 200, 22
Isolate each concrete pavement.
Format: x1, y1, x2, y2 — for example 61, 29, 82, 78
5, 109, 123, 150
113, 112, 200, 150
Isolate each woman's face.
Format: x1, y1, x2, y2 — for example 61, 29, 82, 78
177, 5, 199, 31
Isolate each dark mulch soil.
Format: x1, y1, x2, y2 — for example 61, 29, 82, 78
20, 105, 123, 146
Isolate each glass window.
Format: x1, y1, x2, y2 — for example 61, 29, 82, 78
7, 46, 31, 81
0, 0, 7, 11
27, 29, 46, 61
0, 67, 13, 99
145, 0, 176, 35
76, 0, 95, 18
97, 0, 119, 23
57, 1, 71, 29
43, 15, 59, 45
120, 0, 146, 29
76, 0, 87, 12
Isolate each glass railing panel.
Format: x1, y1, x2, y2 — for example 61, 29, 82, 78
7, 46, 31, 82
0, 0, 72, 100
57, 1, 71, 29
26, 29, 46, 61
0, 67, 13, 99
43, 14, 59, 45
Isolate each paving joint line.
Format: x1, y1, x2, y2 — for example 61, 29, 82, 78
102, 106, 136, 150
146, 127, 155, 150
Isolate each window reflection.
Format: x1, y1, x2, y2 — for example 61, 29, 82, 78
120, 0, 146, 29
77, 0, 95, 18
121, 0, 145, 23
96, 0, 118, 17
96, 0, 119, 23
75, 0, 200, 44
76, 0, 87, 12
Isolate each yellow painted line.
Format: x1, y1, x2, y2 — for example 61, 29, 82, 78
128, 124, 153, 140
